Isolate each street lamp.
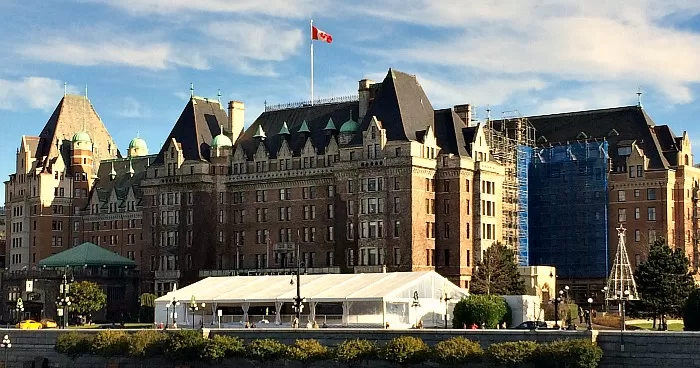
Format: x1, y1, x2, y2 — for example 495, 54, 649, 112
189, 296, 199, 328
411, 291, 421, 327
563, 285, 570, 302
439, 289, 452, 329
14, 298, 24, 324
587, 298, 593, 330
165, 298, 180, 329
1, 335, 10, 367
57, 272, 71, 328
620, 290, 630, 332
289, 233, 305, 327
601, 286, 609, 313
552, 294, 563, 329
199, 302, 206, 329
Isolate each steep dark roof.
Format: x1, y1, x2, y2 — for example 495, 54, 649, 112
433, 109, 469, 156
89, 155, 155, 209
154, 97, 227, 164
239, 101, 358, 158
39, 242, 136, 268
35, 95, 118, 170
349, 69, 434, 145
526, 106, 670, 169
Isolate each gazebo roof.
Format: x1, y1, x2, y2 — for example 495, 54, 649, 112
38, 242, 136, 268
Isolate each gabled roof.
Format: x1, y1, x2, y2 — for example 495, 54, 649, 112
526, 106, 670, 169
89, 154, 155, 208
349, 69, 434, 145
153, 97, 227, 165
38, 242, 136, 268
238, 101, 358, 159
433, 108, 469, 156
35, 95, 118, 170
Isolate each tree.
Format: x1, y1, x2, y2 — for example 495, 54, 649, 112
683, 288, 700, 331
634, 238, 695, 330
470, 242, 526, 295
69, 281, 107, 317
452, 295, 509, 328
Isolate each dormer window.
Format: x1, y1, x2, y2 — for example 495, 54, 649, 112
371, 127, 376, 139
617, 146, 632, 156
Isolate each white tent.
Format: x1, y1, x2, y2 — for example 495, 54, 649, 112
154, 271, 467, 328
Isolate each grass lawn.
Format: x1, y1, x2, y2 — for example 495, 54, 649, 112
627, 322, 685, 331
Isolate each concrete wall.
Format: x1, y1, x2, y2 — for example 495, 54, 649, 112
2, 328, 700, 368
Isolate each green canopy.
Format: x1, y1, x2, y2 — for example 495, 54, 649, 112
38, 242, 136, 268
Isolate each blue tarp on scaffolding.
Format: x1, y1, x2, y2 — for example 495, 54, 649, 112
517, 145, 532, 266
528, 141, 609, 279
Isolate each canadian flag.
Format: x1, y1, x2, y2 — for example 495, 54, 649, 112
312, 25, 333, 43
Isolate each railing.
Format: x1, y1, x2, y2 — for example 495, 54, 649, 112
210, 314, 344, 328
264, 95, 358, 112
3, 268, 137, 279
155, 270, 181, 279
353, 265, 386, 274
199, 267, 341, 278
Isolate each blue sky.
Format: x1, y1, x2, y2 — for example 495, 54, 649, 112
2, 0, 700, 204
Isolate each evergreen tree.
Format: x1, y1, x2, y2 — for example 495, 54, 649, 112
634, 238, 695, 330
470, 242, 526, 295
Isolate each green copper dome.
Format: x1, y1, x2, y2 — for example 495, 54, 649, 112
71, 131, 91, 143
128, 137, 148, 151
211, 133, 233, 148
339, 118, 359, 133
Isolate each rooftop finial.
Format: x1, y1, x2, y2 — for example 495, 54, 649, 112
64, 82, 67, 97
85, 85, 88, 99
220, 124, 224, 134
190, 83, 194, 98
637, 87, 643, 108
217, 89, 222, 104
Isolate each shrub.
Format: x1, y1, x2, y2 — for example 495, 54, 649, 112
335, 339, 378, 367
591, 314, 642, 330
432, 336, 483, 365
92, 330, 129, 357
55, 332, 94, 359
201, 335, 245, 362
382, 336, 429, 367
452, 295, 508, 328
487, 341, 537, 368
163, 330, 206, 362
127, 330, 166, 359
247, 338, 286, 362
683, 288, 700, 331
533, 339, 603, 368
286, 339, 329, 362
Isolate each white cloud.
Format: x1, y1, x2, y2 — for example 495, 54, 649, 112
417, 75, 548, 109
0, 77, 77, 111
355, 0, 700, 105
203, 21, 302, 62
80, 0, 324, 18
19, 38, 179, 70
118, 97, 150, 118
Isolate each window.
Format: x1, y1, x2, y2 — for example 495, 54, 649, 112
347, 200, 354, 215
647, 188, 656, 200
395, 147, 401, 156
327, 185, 335, 197
647, 207, 656, 221
393, 221, 400, 238
327, 204, 334, 219
256, 190, 268, 202
347, 223, 354, 240
327, 226, 334, 241
279, 188, 291, 200
618, 208, 627, 222
636, 165, 643, 177
393, 178, 399, 190
628, 166, 635, 178
635, 229, 641, 242
444, 249, 450, 267
634, 189, 640, 198
648, 229, 657, 241
634, 207, 640, 220
347, 180, 354, 193
465, 223, 470, 239
393, 248, 401, 265
443, 199, 450, 214
618, 190, 626, 202
393, 197, 400, 213
444, 223, 450, 238
635, 254, 641, 266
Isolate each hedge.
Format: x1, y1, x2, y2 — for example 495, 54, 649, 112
54, 332, 603, 367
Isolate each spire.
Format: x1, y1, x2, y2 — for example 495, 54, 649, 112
85, 85, 88, 100
109, 161, 117, 180
637, 87, 643, 108
64, 82, 67, 97
298, 120, 310, 133
190, 83, 194, 98
324, 117, 337, 131
605, 225, 639, 302
278, 121, 290, 135
253, 125, 267, 140
217, 89, 222, 105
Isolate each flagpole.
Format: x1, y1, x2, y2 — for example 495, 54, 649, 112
310, 19, 314, 106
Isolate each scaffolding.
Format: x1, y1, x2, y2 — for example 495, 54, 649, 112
528, 140, 610, 279
485, 112, 535, 266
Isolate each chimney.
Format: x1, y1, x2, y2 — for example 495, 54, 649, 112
358, 79, 375, 123
454, 104, 471, 126
228, 101, 245, 144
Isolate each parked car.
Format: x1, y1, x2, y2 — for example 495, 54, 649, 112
16, 320, 43, 329
40, 319, 58, 329
512, 321, 551, 329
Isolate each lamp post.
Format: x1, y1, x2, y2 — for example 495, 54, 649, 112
601, 286, 609, 313
439, 289, 452, 329
620, 290, 630, 332
189, 296, 198, 328
587, 298, 593, 330
166, 298, 180, 329
57, 272, 71, 328
563, 285, 570, 303
1, 335, 10, 368
14, 298, 24, 325
199, 302, 206, 329
552, 294, 562, 329
411, 291, 420, 327
289, 233, 305, 327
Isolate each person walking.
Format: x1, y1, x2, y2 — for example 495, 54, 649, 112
578, 306, 584, 324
